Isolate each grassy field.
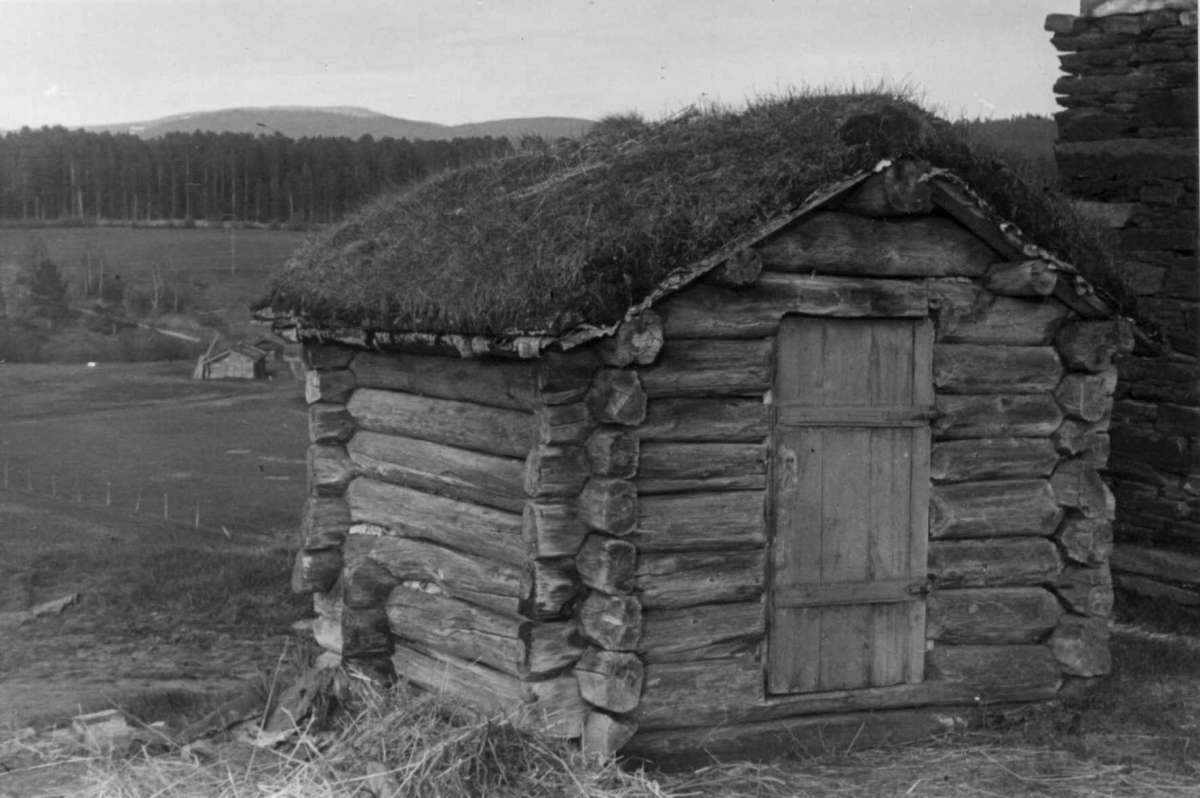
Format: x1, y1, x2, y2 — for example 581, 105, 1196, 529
0, 360, 308, 538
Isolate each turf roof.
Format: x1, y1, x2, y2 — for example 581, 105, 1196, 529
262, 91, 1125, 337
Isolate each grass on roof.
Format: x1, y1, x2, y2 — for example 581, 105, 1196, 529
263, 89, 1129, 336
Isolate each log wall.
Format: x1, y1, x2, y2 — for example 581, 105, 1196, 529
291, 159, 1125, 759
1047, 5, 1200, 604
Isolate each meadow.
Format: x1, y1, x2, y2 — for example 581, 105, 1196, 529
0, 360, 308, 538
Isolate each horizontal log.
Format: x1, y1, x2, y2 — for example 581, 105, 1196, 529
1055, 320, 1133, 373
930, 438, 1059, 482
927, 588, 1063, 644
933, 395, 1063, 439
634, 651, 1061, 731
1110, 543, 1200, 585
834, 160, 933, 217
305, 368, 356, 404
1051, 459, 1114, 521
576, 535, 638, 594
386, 586, 581, 677
924, 644, 1061, 697
347, 388, 533, 458
308, 444, 355, 497
660, 274, 929, 338
528, 559, 580, 620
638, 602, 764, 663
300, 496, 351, 549
346, 478, 525, 568
524, 445, 589, 499
537, 402, 592, 446
578, 478, 638, 536
932, 345, 1063, 394
755, 211, 996, 277
929, 538, 1062, 588
348, 431, 526, 512
353, 351, 536, 411
635, 656, 760, 730
575, 648, 644, 713
1048, 616, 1111, 677
639, 398, 770, 442
983, 260, 1058, 297
635, 549, 765, 608
344, 533, 530, 616
391, 642, 585, 737
930, 480, 1063, 538
522, 502, 587, 559
597, 310, 664, 367
579, 592, 643, 651
636, 442, 766, 494
1113, 574, 1200, 607
587, 369, 647, 426
291, 548, 342, 595
1055, 565, 1113, 618
625, 707, 971, 765
582, 711, 638, 759
639, 339, 772, 398
631, 491, 766, 552
706, 247, 764, 286
585, 429, 639, 479
309, 402, 355, 444
928, 281, 1071, 345
1057, 518, 1112, 567
1055, 371, 1117, 422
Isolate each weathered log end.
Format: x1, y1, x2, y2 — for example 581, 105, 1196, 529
581, 711, 638, 759
1049, 615, 1112, 677
587, 369, 648, 426
579, 592, 643, 651
575, 648, 645, 713
598, 311, 665, 367
291, 548, 343, 594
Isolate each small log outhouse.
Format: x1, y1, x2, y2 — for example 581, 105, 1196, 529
262, 96, 1131, 761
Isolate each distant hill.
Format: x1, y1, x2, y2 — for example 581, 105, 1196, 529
85, 106, 594, 142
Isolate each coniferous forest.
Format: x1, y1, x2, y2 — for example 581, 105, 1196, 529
0, 127, 513, 225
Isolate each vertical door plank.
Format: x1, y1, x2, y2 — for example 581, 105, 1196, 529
769, 316, 930, 695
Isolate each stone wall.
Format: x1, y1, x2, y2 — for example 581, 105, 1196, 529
1047, 1, 1200, 606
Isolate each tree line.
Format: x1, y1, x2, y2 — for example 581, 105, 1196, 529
0, 127, 513, 225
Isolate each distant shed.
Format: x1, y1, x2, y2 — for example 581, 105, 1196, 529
262, 96, 1131, 761
193, 342, 268, 380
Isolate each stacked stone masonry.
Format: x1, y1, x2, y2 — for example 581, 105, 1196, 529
287, 161, 1132, 759
1047, 3, 1200, 605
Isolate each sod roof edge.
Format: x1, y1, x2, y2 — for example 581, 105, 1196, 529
258, 93, 1130, 354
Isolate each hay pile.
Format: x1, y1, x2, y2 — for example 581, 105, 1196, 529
262, 91, 1123, 337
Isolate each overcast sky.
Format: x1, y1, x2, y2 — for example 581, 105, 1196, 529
2, 0, 1072, 130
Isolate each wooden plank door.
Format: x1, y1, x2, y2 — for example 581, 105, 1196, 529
767, 316, 931, 695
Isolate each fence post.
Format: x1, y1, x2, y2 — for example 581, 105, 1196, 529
194, 500, 200, 530
135, 488, 142, 513
163, 492, 169, 521
106, 482, 112, 506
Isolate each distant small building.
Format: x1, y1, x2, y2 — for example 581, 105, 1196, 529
193, 342, 268, 380
250, 335, 287, 362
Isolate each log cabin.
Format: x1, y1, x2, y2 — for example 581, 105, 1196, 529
260, 95, 1133, 762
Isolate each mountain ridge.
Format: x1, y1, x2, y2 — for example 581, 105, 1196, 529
82, 105, 594, 141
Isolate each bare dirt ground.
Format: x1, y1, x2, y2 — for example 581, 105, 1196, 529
0, 362, 308, 794
0, 492, 292, 730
